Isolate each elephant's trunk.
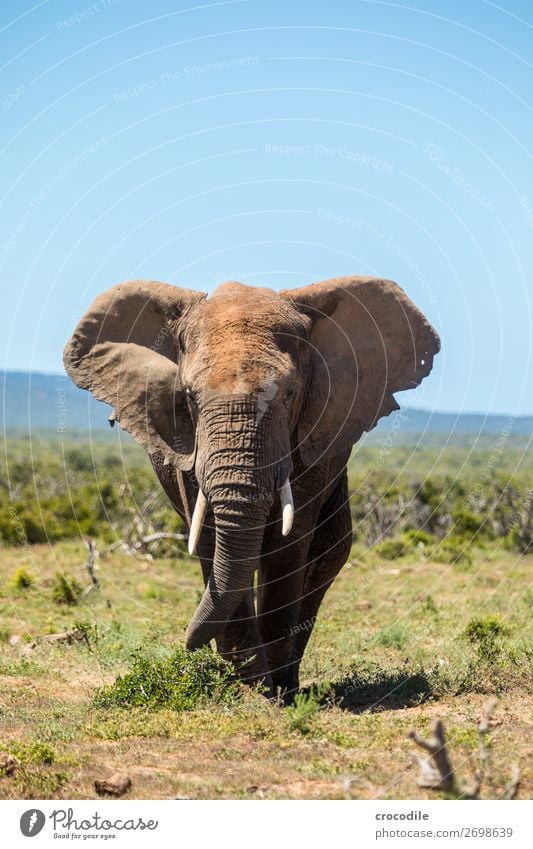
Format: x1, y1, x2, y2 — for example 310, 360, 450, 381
184, 398, 290, 650
184, 505, 266, 649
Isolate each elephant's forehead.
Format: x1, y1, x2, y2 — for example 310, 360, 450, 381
200, 281, 303, 331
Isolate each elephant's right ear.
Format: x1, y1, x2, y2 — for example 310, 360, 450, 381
63, 280, 205, 469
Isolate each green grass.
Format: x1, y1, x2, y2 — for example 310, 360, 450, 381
0, 439, 531, 799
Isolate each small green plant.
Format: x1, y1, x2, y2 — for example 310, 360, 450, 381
402, 529, 435, 546
3, 740, 56, 765
374, 537, 406, 560
287, 684, 330, 734
420, 594, 438, 614
432, 537, 473, 569
52, 572, 83, 606
464, 616, 510, 661
375, 623, 409, 650
8, 568, 34, 590
93, 645, 242, 711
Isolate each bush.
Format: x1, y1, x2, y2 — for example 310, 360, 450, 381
431, 537, 473, 569
8, 568, 34, 590
52, 573, 83, 606
464, 616, 510, 661
374, 537, 406, 560
451, 507, 485, 537
93, 646, 242, 711
4, 740, 56, 765
375, 623, 409, 650
286, 684, 330, 734
402, 529, 435, 546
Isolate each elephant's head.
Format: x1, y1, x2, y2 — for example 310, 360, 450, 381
64, 277, 439, 649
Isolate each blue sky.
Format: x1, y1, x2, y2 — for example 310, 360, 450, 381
1, 0, 532, 414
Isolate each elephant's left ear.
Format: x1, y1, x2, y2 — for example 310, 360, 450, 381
63, 280, 205, 469
281, 276, 440, 466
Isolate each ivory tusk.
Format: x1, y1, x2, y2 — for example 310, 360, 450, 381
280, 478, 294, 537
188, 489, 207, 555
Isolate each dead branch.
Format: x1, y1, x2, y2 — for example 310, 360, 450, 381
138, 532, 188, 545
23, 628, 90, 652
101, 488, 188, 559
408, 719, 455, 791
409, 701, 521, 800
85, 538, 100, 589
502, 764, 521, 800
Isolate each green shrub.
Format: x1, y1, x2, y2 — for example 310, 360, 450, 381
93, 645, 242, 711
464, 616, 510, 663
3, 740, 56, 765
52, 573, 83, 606
402, 529, 435, 546
374, 537, 406, 560
431, 537, 473, 569
375, 623, 409, 650
8, 568, 34, 590
451, 507, 485, 537
286, 684, 330, 734
420, 594, 438, 614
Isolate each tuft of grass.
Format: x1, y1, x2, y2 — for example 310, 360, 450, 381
464, 616, 511, 662
374, 537, 406, 560
8, 568, 34, 591
3, 740, 57, 765
0, 657, 46, 677
287, 684, 331, 734
431, 537, 473, 569
93, 645, 243, 711
52, 572, 83, 606
420, 594, 438, 614
375, 623, 409, 650
465, 616, 510, 644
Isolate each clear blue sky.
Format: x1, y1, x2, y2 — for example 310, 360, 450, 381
1, 0, 532, 414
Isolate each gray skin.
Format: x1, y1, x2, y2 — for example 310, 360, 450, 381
64, 276, 440, 700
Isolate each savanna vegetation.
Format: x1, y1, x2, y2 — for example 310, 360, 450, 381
0, 433, 531, 799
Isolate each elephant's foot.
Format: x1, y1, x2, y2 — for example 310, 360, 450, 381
271, 661, 300, 705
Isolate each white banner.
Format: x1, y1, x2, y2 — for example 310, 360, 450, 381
1, 799, 531, 848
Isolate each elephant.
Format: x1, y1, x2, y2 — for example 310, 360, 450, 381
64, 275, 440, 699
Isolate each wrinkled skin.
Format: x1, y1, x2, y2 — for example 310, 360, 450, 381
64, 277, 440, 700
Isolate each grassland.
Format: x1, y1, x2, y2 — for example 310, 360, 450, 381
0, 436, 531, 799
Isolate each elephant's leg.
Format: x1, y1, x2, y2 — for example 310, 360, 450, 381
292, 471, 353, 676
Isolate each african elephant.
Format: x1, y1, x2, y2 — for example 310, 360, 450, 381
64, 276, 439, 699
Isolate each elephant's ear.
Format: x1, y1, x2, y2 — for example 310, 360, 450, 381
281, 276, 440, 466
63, 280, 205, 469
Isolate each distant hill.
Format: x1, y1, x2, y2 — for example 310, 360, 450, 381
2, 371, 532, 439
2, 371, 113, 435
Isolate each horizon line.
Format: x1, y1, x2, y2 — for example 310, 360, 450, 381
2, 368, 532, 420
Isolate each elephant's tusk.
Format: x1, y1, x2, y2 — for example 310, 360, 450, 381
188, 489, 207, 555
280, 478, 294, 537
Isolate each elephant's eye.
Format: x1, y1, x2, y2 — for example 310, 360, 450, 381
185, 387, 197, 407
